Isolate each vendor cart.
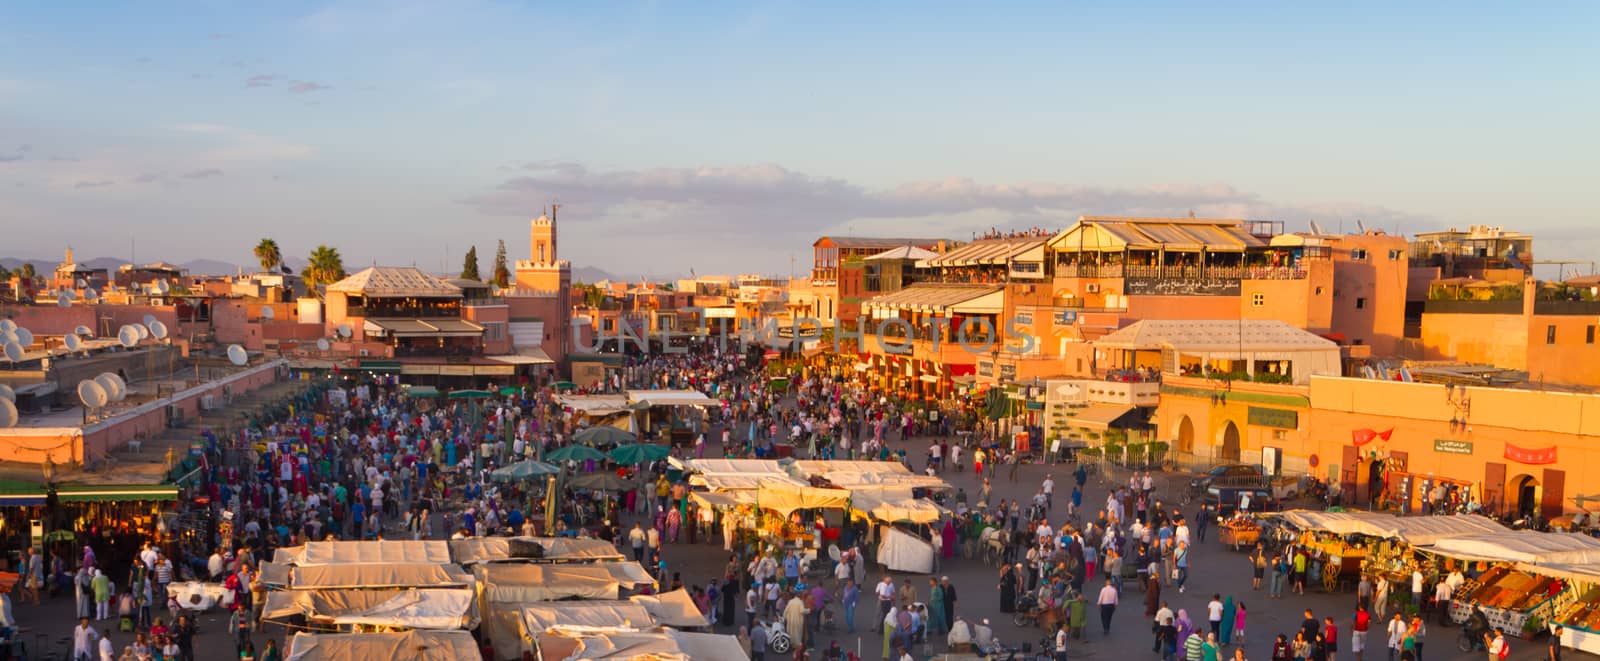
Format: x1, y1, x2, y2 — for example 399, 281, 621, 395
1218, 517, 1261, 551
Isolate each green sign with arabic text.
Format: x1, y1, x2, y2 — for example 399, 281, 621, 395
1434, 439, 1474, 455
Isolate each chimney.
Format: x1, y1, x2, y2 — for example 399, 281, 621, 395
1523, 276, 1537, 317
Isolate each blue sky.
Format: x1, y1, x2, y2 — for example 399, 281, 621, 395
2, 1, 1596, 278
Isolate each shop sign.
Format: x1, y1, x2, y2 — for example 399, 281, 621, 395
977, 361, 994, 378
1433, 439, 1474, 455
1504, 442, 1557, 465
1247, 406, 1298, 429
999, 363, 1017, 381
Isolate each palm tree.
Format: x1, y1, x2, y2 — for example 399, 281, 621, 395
301, 245, 346, 290
253, 238, 282, 273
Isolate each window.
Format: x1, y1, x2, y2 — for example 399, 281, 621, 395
1251, 293, 1265, 307
1351, 248, 1369, 261
1588, 325, 1596, 344
1388, 249, 1404, 260
1315, 286, 1325, 295
1547, 325, 1557, 345
1355, 297, 1367, 309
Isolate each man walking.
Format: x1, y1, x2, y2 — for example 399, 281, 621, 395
1097, 579, 1119, 635
873, 577, 894, 633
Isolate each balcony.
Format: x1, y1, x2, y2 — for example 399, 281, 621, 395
1055, 263, 1307, 281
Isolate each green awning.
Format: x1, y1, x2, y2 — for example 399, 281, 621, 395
359, 361, 402, 374
499, 387, 521, 396
447, 389, 494, 399
1025, 401, 1045, 411
55, 484, 178, 502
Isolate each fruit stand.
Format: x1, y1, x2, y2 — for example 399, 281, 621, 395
1218, 516, 1260, 550
1425, 531, 1600, 651
1444, 565, 1562, 633
1302, 531, 1368, 593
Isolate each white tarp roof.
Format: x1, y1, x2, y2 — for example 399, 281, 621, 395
1515, 561, 1600, 583
560, 395, 631, 415
629, 588, 711, 628
265, 588, 478, 630
681, 458, 788, 477
290, 563, 471, 590
259, 562, 290, 587
627, 389, 716, 408
449, 537, 625, 565
692, 473, 807, 491
850, 489, 945, 524
1428, 531, 1600, 564
1276, 510, 1507, 545
757, 480, 852, 515
521, 601, 655, 635
288, 540, 452, 565
285, 630, 480, 661
538, 630, 749, 661
477, 562, 655, 603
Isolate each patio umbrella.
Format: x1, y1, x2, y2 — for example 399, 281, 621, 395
490, 460, 561, 481
567, 472, 638, 492
545, 444, 605, 463
607, 443, 671, 465
574, 426, 637, 446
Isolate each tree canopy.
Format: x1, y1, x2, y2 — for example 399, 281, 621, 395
461, 246, 481, 281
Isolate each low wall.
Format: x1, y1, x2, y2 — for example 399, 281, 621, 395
0, 360, 288, 465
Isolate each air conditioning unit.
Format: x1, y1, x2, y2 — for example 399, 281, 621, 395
1085, 283, 1101, 293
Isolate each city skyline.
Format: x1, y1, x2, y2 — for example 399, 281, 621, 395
2, 2, 1596, 276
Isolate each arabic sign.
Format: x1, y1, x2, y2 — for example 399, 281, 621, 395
1504, 443, 1557, 465
1126, 277, 1241, 297
1433, 439, 1474, 455
1247, 406, 1298, 429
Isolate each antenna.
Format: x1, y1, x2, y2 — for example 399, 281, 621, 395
1356, 219, 1368, 234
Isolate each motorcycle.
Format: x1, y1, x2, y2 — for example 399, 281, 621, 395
767, 620, 794, 655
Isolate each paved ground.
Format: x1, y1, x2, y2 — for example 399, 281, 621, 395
9, 425, 1566, 661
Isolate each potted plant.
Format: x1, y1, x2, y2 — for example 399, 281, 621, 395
1521, 616, 1544, 641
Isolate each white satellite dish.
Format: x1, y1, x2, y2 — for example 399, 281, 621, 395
135, 324, 150, 340
13, 328, 32, 347
75, 325, 93, 337
0, 330, 13, 346
85, 288, 100, 302
0, 384, 13, 402
118, 326, 139, 348
107, 373, 127, 400
57, 292, 73, 308
3, 343, 21, 362
0, 398, 16, 429
261, 307, 275, 320
316, 338, 330, 351
94, 374, 123, 402
149, 320, 168, 340
0, 320, 11, 332
63, 334, 82, 352
155, 279, 171, 294
142, 314, 157, 326
75, 279, 85, 288
77, 380, 108, 409
227, 344, 248, 366
336, 323, 352, 338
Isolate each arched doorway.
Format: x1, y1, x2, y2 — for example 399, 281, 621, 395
1512, 474, 1541, 518
1177, 416, 1195, 455
1219, 421, 1241, 462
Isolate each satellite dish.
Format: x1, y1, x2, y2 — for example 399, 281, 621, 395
14, 328, 32, 347
149, 320, 168, 340
118, 326, 139, 348
57, 292, 73, 308
0, 398, 16, 429
64, 334, 82, 352
75, 325, 93, 337
94, 373, 123, 402
142, 314, 157, 326
336, 323, 352, 338
77, 380, 108, 409
155, 279, 171, 294
227, 344, 248, 366
316, 338, 330, 351
0, 320, 12, 332
85, 288, 100, 302
261, 307, 275, 320
0, 383, 13, 402
0, 330, 13, 346
3, 343, 21, 362
75, 279, 86, 288
135, 324, 150, 340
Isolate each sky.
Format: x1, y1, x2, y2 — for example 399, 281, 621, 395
2, 1, 1597, 279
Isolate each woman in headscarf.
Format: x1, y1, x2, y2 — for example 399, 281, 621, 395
1220, 596, 1237, 646
1145, 571, 1163, 617
998, 564, 1017, 613
882, 605, 899, 659
941, 519, 957, 559
927, 577, 946, 638
665, 507, 682, 543
720, 575, 739, 627
1176, 609, 1195, 645
82, 545, 96, 570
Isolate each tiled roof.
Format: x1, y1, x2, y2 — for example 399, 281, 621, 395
328, 267, 461, 297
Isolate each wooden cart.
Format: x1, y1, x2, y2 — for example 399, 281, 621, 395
1218, 520, 1261, 550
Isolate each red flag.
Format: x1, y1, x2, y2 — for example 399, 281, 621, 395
1377, 428, 1394, 441
1352, 429, 1376, 446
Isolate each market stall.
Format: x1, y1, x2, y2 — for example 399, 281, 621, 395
1536, 563, 1600, 655
1426, 531, 1600, 637
284, 630, 481, 661
261, 588, 479, 630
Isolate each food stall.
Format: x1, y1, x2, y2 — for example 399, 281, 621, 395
1427, 532, 1600, 642
1274, 510, 1508, 593
1540, 564, 1600, 655
1217, 516, 1260, 550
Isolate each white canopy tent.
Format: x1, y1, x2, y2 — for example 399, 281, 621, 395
290, 563, 472, 590
262, 588, 479, 629
283, 540, 452, 565
877, 525, 936, 574
448, 537, 625, 565
285, 630, 480, 661
1427, 531, 1600, 564
1276, 510, 1508, 545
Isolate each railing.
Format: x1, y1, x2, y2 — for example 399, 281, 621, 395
1423, 299, 1523, 315
394, 344, 483, 357
1056, 263, 1125, 278
1056, 263, 1306, 281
